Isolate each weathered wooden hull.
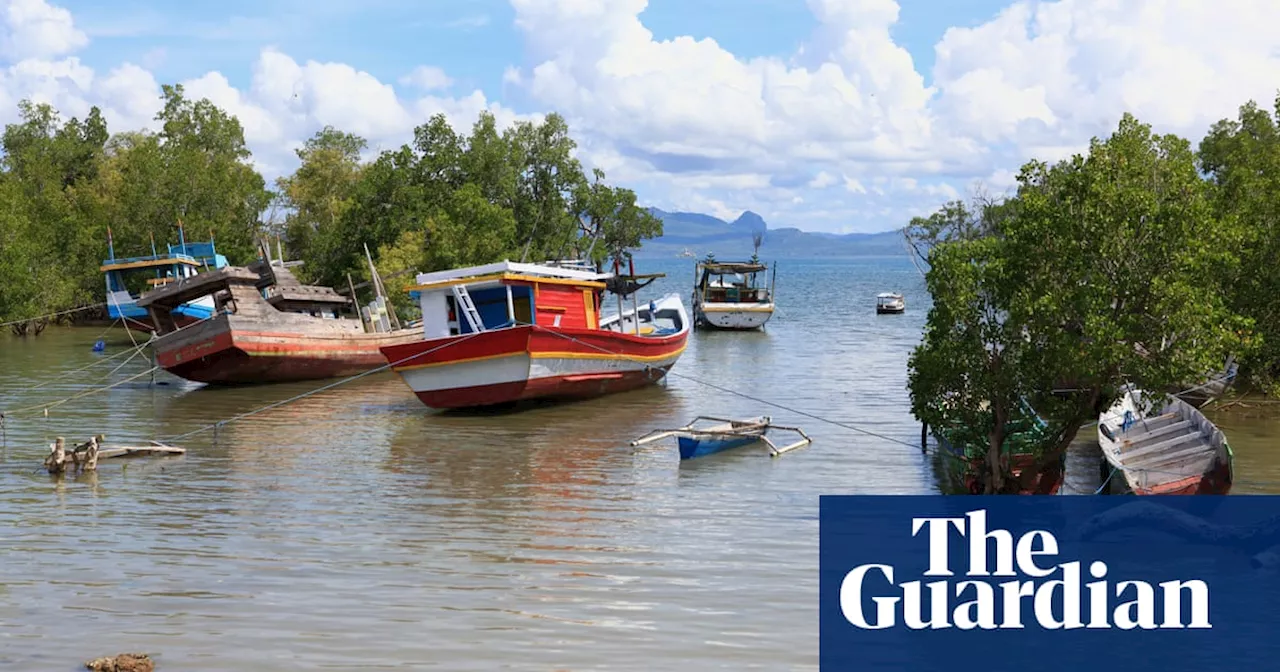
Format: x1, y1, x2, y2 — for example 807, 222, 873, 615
1097, 387, 1234, 495
151, 314, 421, 384
119, 312, 202, 334
381, 324, 688, 410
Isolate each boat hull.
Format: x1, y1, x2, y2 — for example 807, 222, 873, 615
694, 303, 774, 330
1097, 387, 1234, 495
381, 324, 688, 410
935, 432, 1065, 495
678, 434, 761, 459
151, 314, 421, 384
876, 306, 905, 315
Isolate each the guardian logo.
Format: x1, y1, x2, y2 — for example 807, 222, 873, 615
839, 509, 1211, 631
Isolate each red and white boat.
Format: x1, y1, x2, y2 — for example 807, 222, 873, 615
380, 260, 689, 410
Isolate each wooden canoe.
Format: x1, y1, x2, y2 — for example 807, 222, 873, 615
1097, 386, 1233, 495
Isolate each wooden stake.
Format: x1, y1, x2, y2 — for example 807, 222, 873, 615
45, 437, 66, 474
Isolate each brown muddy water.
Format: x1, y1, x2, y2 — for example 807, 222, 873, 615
1, 257, 1277, 670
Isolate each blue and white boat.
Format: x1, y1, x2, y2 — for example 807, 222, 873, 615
101, 228, 228, 330
629, 415, 811, 460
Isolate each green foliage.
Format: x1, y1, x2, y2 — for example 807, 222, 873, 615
296, 110, 662, 288
1199, 97, 1280, 390
1, 91, 660, 330
911, 113, 1252, 493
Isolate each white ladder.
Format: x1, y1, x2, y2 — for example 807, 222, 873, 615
452, 285, 485, 332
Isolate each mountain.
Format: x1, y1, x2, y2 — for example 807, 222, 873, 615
632, 208, 906, 259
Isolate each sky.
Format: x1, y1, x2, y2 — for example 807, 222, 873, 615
2, 0, 1279, 234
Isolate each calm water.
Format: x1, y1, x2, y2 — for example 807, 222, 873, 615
2, 257, 1277, 670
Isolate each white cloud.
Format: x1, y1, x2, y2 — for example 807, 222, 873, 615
808, 171, 838, 189
399, 65, 453, 92
0, 4, 526, 184
1, 0, 86, 60
932, 0, 1280, 149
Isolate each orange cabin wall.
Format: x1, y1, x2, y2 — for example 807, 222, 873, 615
533, 283, 593, 329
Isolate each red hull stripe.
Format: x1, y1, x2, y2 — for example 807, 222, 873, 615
412, 367, 673, 409
380, 326, 687, 372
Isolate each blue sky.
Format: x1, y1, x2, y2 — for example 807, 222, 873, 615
63, 0, 1010, 105
5, 0, 1275, 234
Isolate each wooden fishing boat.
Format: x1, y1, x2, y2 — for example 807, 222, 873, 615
930, 398, 1064, 494
1096, 386, 1233, 495
101, 228, 227, 331
1173, 356, 1239, 408
629, 415, 812, 459
875, 292, 905, 314
692, 260, 776, 330
136, 252, 420, 385
380, 259, 690, 410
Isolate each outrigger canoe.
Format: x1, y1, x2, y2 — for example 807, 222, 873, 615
630, 415, 812, 460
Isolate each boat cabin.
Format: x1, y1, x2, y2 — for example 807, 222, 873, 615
876, 292, 905, 313
136, 259, 357, 334
101, 240, 227, 323
406, 261, 613, 338
695, 261, 773, 304
405, 260, 686, 339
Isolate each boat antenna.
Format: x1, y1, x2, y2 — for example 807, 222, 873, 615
107, 226, 115, 261
149, 231, 157, 257
177, 217, 187, 254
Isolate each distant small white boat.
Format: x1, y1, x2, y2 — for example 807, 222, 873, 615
876, 292, 904, 314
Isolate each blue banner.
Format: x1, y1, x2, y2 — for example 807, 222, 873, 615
820, 496, 1280, 671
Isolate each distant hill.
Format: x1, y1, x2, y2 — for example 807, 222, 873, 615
632, 208, 906, 259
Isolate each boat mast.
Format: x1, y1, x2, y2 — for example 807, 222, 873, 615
107, 226, 115, 261
614, 258, 625, 331
363, 243, 401, 331
630, 256, 641, 335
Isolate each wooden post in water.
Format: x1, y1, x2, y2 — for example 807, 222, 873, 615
45, 437, 66, 474
920, 423, 928, 454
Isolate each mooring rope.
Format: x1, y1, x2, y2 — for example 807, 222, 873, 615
7, 341, 147, 394
161, 331, 486, 443
526, 323, 923, 451
0, 366, 160, 417
0, 302, 108, 328
3, 313, 217, 404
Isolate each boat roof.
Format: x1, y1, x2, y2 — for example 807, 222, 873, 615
876, 292, 903, 298
406, 260, 612, 292
101, 254, 202, 272
699, 262, 767, 274
137, 266, 261, 308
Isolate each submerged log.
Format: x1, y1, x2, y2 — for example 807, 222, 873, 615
85, 652, 154, 672
45, 436, 183, 474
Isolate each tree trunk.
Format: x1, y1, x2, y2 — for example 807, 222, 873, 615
985, 403, 1009, 494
